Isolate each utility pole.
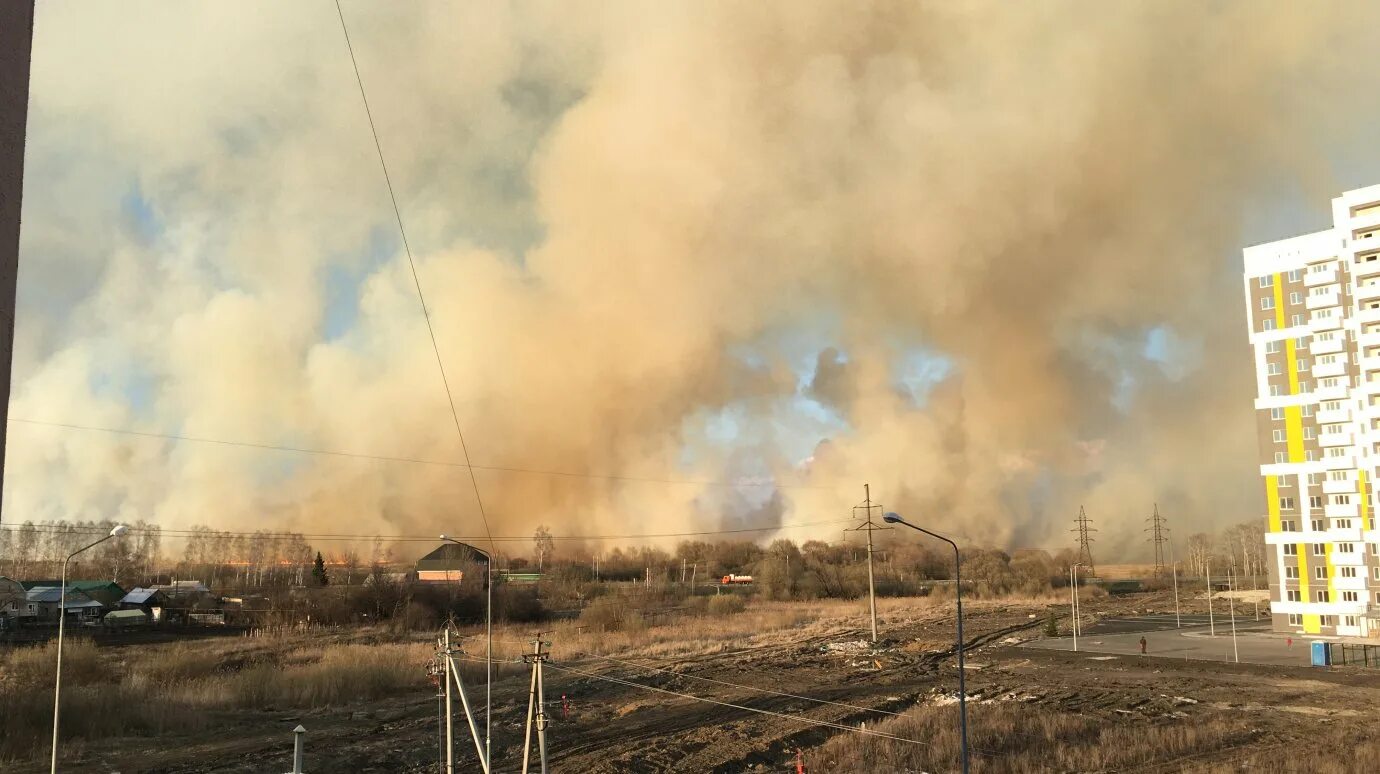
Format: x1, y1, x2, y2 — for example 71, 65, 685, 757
1207, 560, 1216, 636
1146, 503, 1168, 576
1228, 566, 1239, 663
847, 484, 889, 643
1168, 534, 1181, 628
521, 633, 552, 774
1072, 506, 1097, 577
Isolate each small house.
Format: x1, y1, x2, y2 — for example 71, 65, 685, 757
103, 609, 149, 629
23, 586, 105, 624
118, 587, 170, 623
21, 579, 127, 607
0, 576, 25, 623
416, 542, 488, 584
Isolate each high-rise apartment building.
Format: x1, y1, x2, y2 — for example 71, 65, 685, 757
1243, 183, 1380, 638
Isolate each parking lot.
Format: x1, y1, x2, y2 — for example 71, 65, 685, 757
1025, 616, 1313, 667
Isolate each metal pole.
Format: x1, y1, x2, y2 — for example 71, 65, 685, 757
50, 554, 70, 774
1070, 566, 1078, 652
448, 652, 490, 772
1169, 539, 1180, 628
486, 557, 492, 771
437, 689, 444, 774
291, 725, 305, 774
952, 540, 968, 774
1228, 568, 1239, 663
521, 644, 539, 774
864, 485, 878, 643
1207, 561, 1215, 636
444, 630, 454, 774
51, 529, 122, 774
536, 644, 548, 774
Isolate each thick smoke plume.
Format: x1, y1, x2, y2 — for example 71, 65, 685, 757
8, 1, 1380, 558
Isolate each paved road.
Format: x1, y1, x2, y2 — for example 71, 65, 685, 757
1024, 621, 1314, 667
1083, 613, 1262, 635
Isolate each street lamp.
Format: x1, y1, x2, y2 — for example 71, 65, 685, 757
51, 524, 127, 774
883, 512, 969, 774
440, 535, 492, 771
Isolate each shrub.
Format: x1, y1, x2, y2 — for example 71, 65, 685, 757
707, 594, 747, 616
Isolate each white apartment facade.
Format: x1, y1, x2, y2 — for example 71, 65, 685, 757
1243, 183, 1380, 638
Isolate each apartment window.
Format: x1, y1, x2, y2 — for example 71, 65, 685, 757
1278, 476, 1292, 488
1309, 496, 1324, 509
1270, 407, 1284, 419
1263, 319, 1276, 331
1313, 543, 1327, 556
1261, 296, 1275, 310
1297, 337, 1309, 350
1345, 615, 1359, 628
1301, 403, 1313, 417
1341, 567, 1358, 579
1333, 494, 1352, 505
1284, 544, 1298, 556
1292, 313, 1306, 327
1297, 359, 1310, 372
1317, 590, 1331, 602
1273, 429, 1286, 443
1282, 520, 1298, 532
1321, 615, 1337, 627
1306, 450, 1318, 461
1336, 518, 1353, 529
1280, 497, 1296, 510
1311, 263, 1329, 274
1372, 544, 1379, 556
1312, 518, 1326, 531
1319, 377, 1338, 388
1270, 384, 1283, 396
1330, 470, 1348, 481
1287, 589, 1302, 601
1320, 354, 1337, 364
1374, 566, 1380, 580
1290, 291, 1303, 305
1304, 426, 1317, 440
1375, 592, 1380, 604
1309, 472, 1324, 485
1299, 380, 1311, 392
1338, 543, 1355, 553
1327, 447, 1346, 457
1266, 340, 1281, 354
1289, 270, 1302, 282
1316, 308, 1334, 318
1260, 275, 1274, 287
1275, 452, 1287, 463
1267, 362, 1282, 376
1288, 613, 1303, 626
1311, 285, 1331, 296
1284, 565, 1299, 579
1323, 401, 1342, 411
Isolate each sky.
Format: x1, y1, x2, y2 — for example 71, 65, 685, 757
8, 1, 1380, 560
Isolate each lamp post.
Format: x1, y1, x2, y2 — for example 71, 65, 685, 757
1070, 563, 1083, 651
51, 524, 127, 774
883, 512, 969, 774
440, 535, 492, 771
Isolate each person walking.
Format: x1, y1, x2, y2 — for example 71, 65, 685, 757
1139, 636, 1147, 656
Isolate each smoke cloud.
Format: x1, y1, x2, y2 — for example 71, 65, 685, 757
8, 1, 1380, 558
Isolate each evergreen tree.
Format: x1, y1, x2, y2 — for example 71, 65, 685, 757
311, 551, 329, 586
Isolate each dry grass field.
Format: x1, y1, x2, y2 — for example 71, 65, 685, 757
4, 590, 1380, 772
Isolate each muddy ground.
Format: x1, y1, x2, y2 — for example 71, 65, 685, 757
17, 592, 1380, 773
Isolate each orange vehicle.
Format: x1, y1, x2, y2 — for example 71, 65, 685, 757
720, 574, 754, 585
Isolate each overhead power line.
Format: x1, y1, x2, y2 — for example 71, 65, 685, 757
333, 0, 494, 560
544, 661, 946, 749
6, 418, 837, 491
580, 652, 906, 719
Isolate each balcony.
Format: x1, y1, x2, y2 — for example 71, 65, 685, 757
1325, 503, 1360, 518
1318, 406, 1350, 424
1325, 453, 1357, 469
1313, 336, 1344, 355
1313, 311, 1345, 331
1359, 330, 1380, 350
1306, 289, 1341, 310
1307, 266, 1339, 287
1357, 306, 1380, 326
1323, 477, 1355, 494
1319, 430, 1352, 447
1314, 360, 1347, 378
1354, 254, 1380, 278
1357, 281, 1380, 303
1362, 355, 1380, 374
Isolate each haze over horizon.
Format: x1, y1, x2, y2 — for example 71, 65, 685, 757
9, 0, 1380, 560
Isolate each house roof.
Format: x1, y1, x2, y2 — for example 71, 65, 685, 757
104, 609, 148, 621
21, 580, 125, 593
25, 587, 104, 608
119, 588, 166, 605
151, 581, 210, 594
416, 542, 488, 570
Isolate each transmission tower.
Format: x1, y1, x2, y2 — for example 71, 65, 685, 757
1146, 503, 1168, 576
1071, 506, 1096, 576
